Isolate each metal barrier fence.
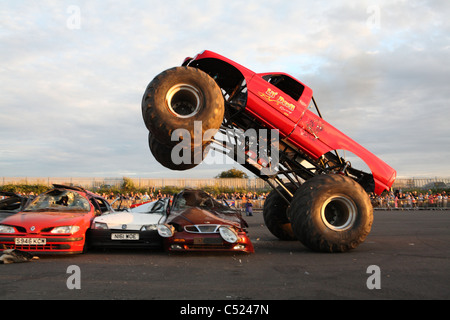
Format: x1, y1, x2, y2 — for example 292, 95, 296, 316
392, 177, 450, 190
1, 177, 449, 191
0, 177, 269, 191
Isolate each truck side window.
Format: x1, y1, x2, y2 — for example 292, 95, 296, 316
262, 74, 304, 101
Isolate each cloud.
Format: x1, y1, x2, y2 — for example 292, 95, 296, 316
1, 0, 449, 180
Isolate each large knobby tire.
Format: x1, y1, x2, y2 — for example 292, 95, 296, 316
263, 183, 298, 241
288, 174, 373, 253
142, 66, 224, 147
148, 132, 206, 171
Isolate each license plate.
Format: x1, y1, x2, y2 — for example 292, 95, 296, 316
15, 238, 46, 245
111, 233, 139, 240
194, 237, 222, 245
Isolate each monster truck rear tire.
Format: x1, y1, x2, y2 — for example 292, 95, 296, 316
288, 174, 373, 253
142, 66, 224, 147
263, 183, 297, 241
148, 132, 205, 171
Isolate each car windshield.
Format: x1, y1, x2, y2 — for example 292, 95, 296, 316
172, 190, 228, 210
24, 189, 91, 213
148, 199, 166, 214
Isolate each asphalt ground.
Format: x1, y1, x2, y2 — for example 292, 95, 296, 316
0, 210, 449, 304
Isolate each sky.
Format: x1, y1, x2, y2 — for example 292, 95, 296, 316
1, 0, 449, 179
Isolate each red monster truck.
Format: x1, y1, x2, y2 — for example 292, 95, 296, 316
142, 50, 396, 253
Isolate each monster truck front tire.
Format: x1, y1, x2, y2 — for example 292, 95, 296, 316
263, 183, 297, 241
288, 174, 373, 253
142, 66, 224, 147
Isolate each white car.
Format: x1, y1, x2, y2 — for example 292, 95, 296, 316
87, 198, 169, 249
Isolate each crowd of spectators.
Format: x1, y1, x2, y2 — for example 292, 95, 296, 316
370, 190, 449, 209
100, 188, 450, 210
98, 190, 270, 210
100, 190, 270, 203
216, 192, 268, 201
102, 191, 159, 202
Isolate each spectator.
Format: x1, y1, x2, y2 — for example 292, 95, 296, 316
245, 199, 253, 216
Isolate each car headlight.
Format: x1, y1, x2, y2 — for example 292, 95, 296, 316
51, 226, 80, 234
219, 226, 238, 243
92, 222, 108, 230
157, 224, 174, 238
140, 225, 158, 231
0, 225, 15, 234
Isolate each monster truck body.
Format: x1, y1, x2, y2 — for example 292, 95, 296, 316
142, 50, 396, 252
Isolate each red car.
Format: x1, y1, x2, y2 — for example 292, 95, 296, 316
157, 189, 254, 253
0, 185, 113, 254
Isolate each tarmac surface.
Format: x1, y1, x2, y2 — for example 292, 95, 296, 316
0, 210, 449, 301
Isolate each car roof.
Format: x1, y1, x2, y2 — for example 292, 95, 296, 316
0, 191, 24, 198
52, 184, 86, 192
51, 184, 105, 200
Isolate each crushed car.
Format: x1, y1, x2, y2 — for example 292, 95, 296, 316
0, 191, 34, 221
87, 198, 169, 249
157, 189, 254, 253
0, 184, 113, 254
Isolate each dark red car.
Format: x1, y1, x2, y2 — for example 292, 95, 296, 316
157, 189, 254, 253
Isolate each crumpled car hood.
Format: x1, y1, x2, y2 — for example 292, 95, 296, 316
167, 207, 246, 229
